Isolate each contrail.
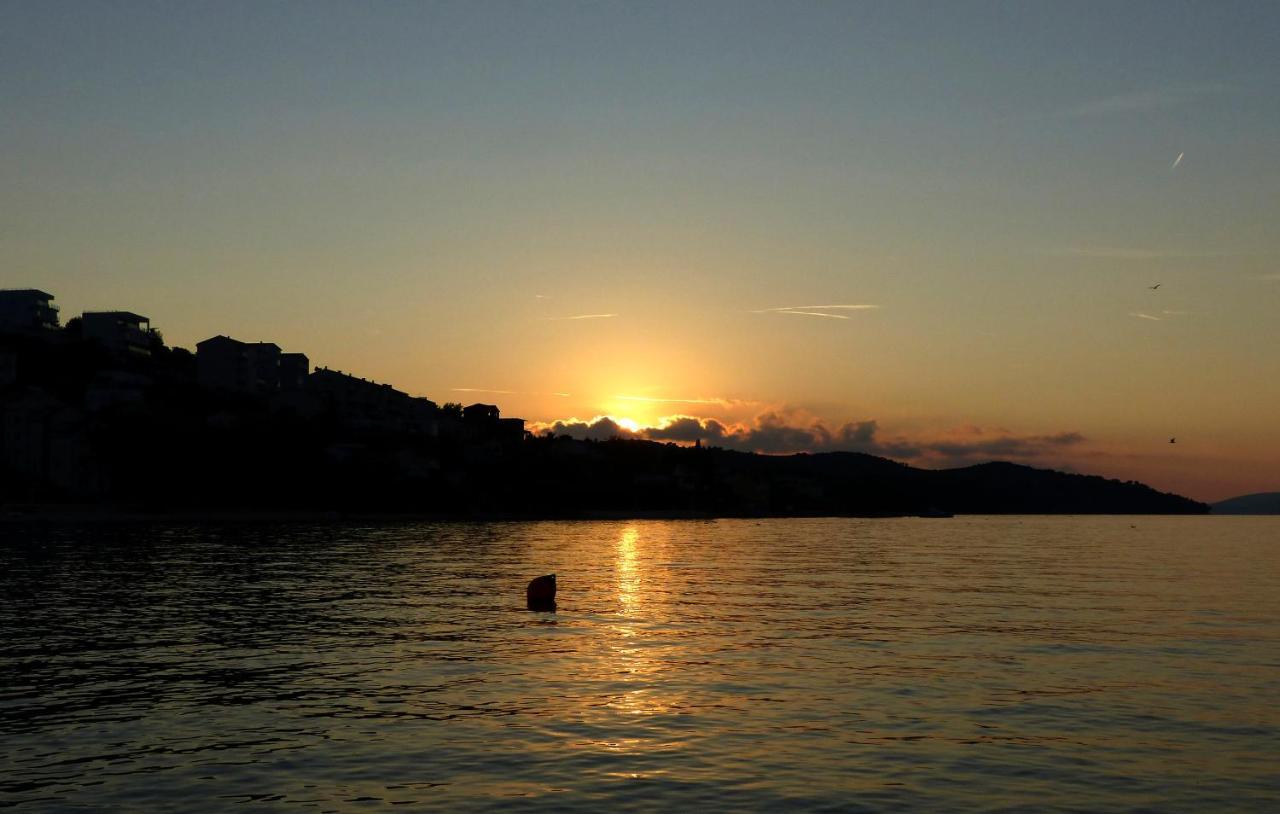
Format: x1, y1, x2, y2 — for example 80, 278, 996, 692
1171, 152, 1184, 170
777, 310, 850, 319
753, 304, 880, 313
452, 387, 571, 397
615, 395, 729, 405
782, 304, 880, 311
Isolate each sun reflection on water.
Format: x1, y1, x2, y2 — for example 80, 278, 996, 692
616, 525, 641, 616
603, 524, 683, 722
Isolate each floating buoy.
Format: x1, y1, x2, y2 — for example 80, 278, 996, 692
527, 574, 556, 611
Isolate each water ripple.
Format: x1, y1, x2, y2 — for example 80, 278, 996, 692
2, 516, 1279, 811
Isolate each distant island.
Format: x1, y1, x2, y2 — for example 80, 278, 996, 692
1212, 493, 1280, 515
0, 288, 1208, 518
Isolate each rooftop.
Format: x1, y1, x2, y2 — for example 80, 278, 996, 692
0, 289, 55, 299
83, 311, 150, 323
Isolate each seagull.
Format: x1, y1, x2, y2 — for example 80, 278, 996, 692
1169, 437, 1176, 444
1149, 284, 1162, 290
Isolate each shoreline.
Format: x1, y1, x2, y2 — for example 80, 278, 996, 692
0, 506, 895, 524
0, 505, 1224, 524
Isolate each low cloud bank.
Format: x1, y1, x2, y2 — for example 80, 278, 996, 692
530, 413, 1086, 467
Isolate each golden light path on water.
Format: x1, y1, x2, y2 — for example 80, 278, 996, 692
599, 524, 682, 760
615, 525, 641, 616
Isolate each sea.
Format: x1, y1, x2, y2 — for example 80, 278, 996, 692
1, 516, 1277, 812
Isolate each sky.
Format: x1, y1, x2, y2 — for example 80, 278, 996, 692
2, 1, 1278, 502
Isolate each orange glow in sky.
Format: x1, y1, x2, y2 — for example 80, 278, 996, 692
5, 3, 1279, 502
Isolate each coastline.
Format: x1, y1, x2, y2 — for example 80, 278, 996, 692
0, 505, 1225, 525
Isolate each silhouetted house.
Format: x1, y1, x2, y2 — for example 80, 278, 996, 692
405, 397, 440, 435
0, 289, 59, 333
197, 336, 297, 394
248, 342, 281, 391
453, 402, 524, 445
463, 403, 501, 423
280, 353, 310, 391
82, 311, 154, 358
197, 335, 254, 392
460, 403, 524, 443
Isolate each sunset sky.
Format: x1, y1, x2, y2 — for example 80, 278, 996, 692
4, 1, 1278, 501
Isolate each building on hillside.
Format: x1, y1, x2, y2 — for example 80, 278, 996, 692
309, 367, 437, 434
196, 336, 301, 394
248, 342, 281, 391
463, 403, 500, 422
462, 402, 524, 444
0, 289, 60, 333
196, 335, 253, 392
280, 353, 310, 391
81, 311, 155, 358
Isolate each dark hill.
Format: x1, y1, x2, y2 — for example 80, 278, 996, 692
1212, 492, 1280, 515
922, 461, 1203, 514
508, 440, 1206, 517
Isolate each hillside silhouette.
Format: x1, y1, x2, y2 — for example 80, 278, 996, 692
0, 295, 1207, 517
1212, 492, 1280, 515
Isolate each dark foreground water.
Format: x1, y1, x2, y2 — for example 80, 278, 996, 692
2, 517, 1278, 811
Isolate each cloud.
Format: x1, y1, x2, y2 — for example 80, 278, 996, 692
531, 416, 639, 442
530, 412, 1087, 467
1132, 310, 1192, 321
1059, 247, 1230, 260
778, 304, 881, 311
1058, 84, 1230, 118
925, 432, 1085, 463
545, 313, 618, 321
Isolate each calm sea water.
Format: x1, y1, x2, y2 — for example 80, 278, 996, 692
2, 517, 1278, 811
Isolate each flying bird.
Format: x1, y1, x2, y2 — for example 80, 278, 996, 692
1169, 437, 1176, 444
1171, 152, 1184, 170
1148, 283, 1161, 290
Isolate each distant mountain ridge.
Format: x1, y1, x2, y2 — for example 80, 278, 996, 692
1212, 492, 1280, 515
663, 449, 1209, 517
